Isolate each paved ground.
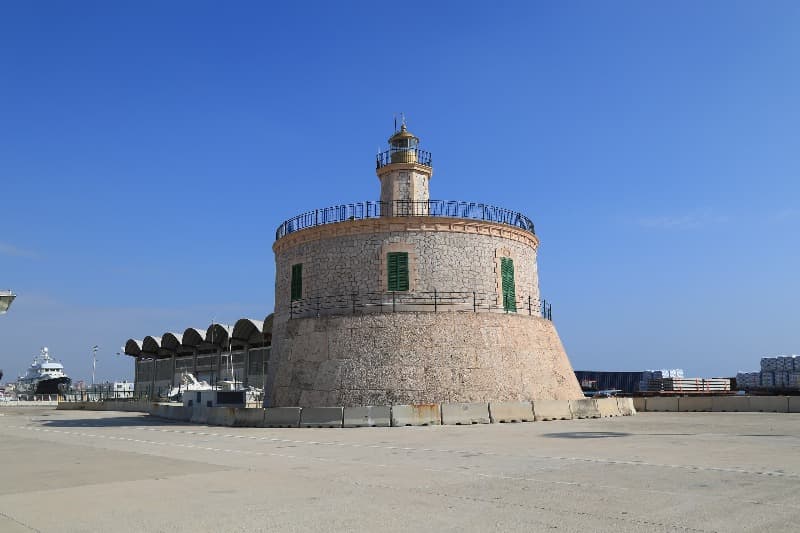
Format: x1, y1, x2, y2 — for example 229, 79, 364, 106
0, 408, 799, 532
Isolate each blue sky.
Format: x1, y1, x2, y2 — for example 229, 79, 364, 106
1, 1, 798, 382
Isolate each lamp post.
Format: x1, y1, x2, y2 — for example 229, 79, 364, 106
91, 345, 99, 387
0, 290, 16, 314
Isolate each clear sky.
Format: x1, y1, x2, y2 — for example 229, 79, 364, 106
1, 1, 798, 383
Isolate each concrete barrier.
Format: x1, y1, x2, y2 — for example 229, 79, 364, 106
645, 397, 679, 412
300, 407, 343, 428
190, 405, 209, 424
595, 398, 621, 417
263, 407, 302, 428
678, 397, 713, 412
163, 405, 189, 421
789, 397, 800, 413
233, 408, 266, 427
569, 399, 601, 419
632, 397, 646, 412
57, 402, 89, 410
616, 397, 636, 416
391, 404, 441, 426
343, 406, 391, 427
710, 396, 749, 412
532, 400, 573, 421
206, 407, 237, 426
488, 401, 534, 423
441, 402, 491, 425
749, 396, 789, 413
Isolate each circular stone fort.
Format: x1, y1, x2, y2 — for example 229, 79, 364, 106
267, 122, 583, 407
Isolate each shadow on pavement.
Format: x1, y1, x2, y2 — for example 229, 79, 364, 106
542, 431, 630, 439
39, 416, 174, 428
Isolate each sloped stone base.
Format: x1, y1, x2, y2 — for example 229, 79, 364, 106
269, 312, 583, 407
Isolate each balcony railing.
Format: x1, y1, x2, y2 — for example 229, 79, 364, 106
376, 148, 432, 169
275, 200, 535, 240
288, 291, 553, 321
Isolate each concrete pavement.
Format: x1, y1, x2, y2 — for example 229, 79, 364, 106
1, 407, 799, 532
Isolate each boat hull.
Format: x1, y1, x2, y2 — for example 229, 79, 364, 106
34, 377, 71, 395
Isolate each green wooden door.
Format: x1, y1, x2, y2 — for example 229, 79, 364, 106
501, 257, 516, 312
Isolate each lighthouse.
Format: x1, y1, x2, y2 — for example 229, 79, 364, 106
268, 121, 583, 407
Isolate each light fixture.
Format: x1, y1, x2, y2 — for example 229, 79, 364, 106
0, 290, 16, 314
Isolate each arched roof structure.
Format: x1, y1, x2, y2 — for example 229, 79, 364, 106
161, 332, 183, 352
182, 327, 206, 347
124, 339, 142, 357
232, 318, 265, 345
205, 323, 233, 347
123, 317, 273, 358
141, 336, 162, 356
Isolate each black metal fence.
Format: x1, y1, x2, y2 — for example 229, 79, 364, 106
289, 291, 552, 320
376, 148, 432, 168
275, 200, 535, 239
61, 389, 150, 402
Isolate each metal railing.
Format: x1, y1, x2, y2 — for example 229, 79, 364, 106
275, 200, 535, 239
289, 291, 552, 320
376, 148, 432, 169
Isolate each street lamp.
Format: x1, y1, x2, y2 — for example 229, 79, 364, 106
0, 290, 16, 314
91, 345, 99, 387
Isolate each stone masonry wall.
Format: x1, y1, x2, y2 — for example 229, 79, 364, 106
273, 223, 539, 321
269, 312, 583, 407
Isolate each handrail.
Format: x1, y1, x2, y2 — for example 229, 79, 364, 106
288, 291, 552, 321
275, 200, 535, 240
376, 148, 432, 168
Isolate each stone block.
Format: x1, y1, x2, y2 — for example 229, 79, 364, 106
343, 406, 391, 427
645, 397, 679, 412
632, 397, 647, 412
441, 402, 491, 425
678, 396, 713, 412
300, 407, 343, 428
789, 396, 800, 413
263, 407, 302, 428
711, 396, 750, 412
488, 401, 534, 423
616, 397, 636, 416
749, 396, 789, 413
596, 398, 621, 417
569, 398, 601, 419
233, 408, 266, 427
532, 399, 573, 421
391, 404, 441, 426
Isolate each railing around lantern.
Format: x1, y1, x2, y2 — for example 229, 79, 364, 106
288, 291, 553, 321
275, 200, 535, 240
376, 148, 432, 169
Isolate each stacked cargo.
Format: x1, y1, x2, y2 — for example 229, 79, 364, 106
660, 377, 731, 392
736, 372, 760, 389
738, 355, 800, 391
639, 369, 685, 392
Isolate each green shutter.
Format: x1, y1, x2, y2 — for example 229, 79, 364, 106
291, 263, 303, 301
387, 252, 409, 291
501, 257, 516, 312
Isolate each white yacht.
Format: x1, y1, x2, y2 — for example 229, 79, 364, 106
16, 347, 71, 397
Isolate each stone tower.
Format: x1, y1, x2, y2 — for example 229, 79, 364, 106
377, 122, 432, 209
267, 122, 583, 407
